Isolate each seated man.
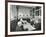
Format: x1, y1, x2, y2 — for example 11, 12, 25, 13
18, 18, 36, 31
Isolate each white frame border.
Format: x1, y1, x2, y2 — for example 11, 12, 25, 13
8, 2, 43, 35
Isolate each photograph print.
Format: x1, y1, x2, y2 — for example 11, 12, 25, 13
8, 2, 45, 35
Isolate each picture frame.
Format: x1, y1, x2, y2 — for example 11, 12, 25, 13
5, 0, 45, 36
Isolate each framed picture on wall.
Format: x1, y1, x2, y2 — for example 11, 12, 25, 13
5, 1, 45, 36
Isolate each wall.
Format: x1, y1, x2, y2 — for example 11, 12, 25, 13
0, 0, 46, 37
